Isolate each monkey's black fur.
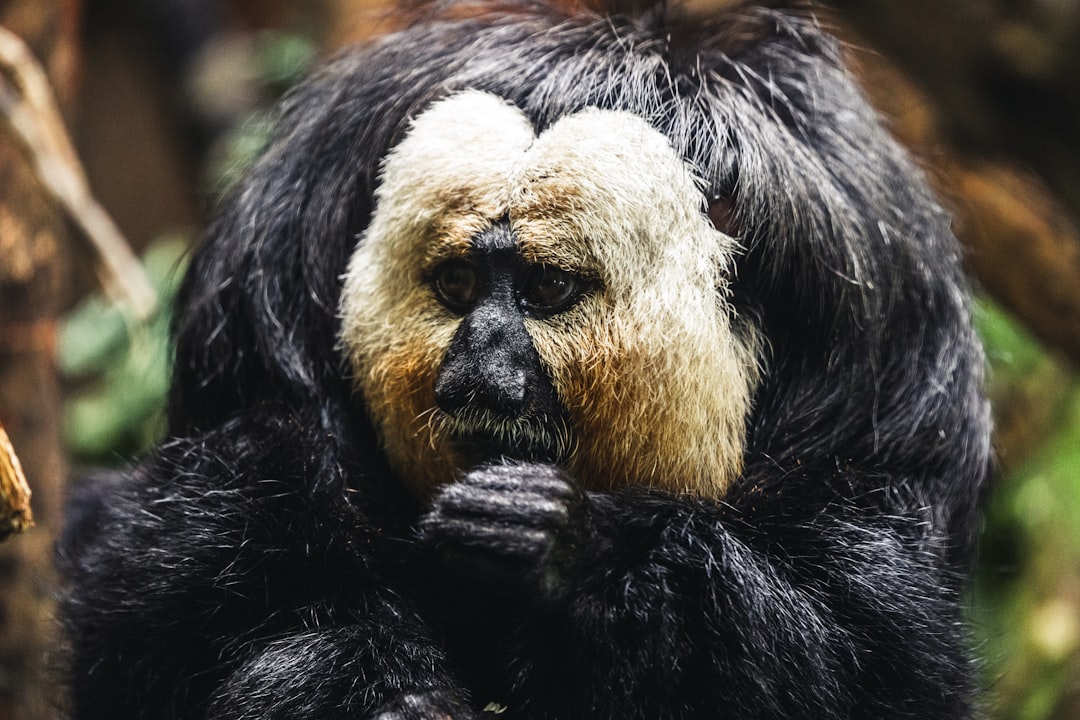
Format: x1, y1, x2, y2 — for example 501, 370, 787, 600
59, 2, 992, 718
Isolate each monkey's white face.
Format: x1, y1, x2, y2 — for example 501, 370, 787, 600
339, 91, 758, 498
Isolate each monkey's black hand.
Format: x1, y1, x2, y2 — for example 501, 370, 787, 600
419, 461, 594, 601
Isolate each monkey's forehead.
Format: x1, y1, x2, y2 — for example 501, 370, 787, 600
362, 90, 734, 278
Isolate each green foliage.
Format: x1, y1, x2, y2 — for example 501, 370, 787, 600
255, 30, 317, 91
977, 299, 1046, 379
204, 31, 316, 195
59, 236, 189, 463
973, 300, 1080, 720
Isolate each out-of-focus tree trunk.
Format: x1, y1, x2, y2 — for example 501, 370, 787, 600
0, 0, 82, 717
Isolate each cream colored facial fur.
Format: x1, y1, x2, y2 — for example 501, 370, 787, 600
339, 90, 758, 498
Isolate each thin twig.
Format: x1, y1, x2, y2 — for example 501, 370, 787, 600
0, 24, 157, 321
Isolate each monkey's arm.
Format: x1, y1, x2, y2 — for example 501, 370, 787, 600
59, 410, 470, 720
423, 462, 973, 720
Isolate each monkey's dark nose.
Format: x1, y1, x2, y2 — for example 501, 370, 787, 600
434, 354, 527, 416
434, 308, 532, 418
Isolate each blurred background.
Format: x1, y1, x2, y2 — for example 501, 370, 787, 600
0, 0, 1078, 718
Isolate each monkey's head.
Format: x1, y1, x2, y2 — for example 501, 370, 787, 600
171, 1, 987, 538
339, 91, 758, 498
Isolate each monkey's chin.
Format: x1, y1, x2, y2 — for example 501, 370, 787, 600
451, 432, 560, 468
435, 411, 572, 470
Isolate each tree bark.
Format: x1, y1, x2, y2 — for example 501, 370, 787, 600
0, 0, 82, 717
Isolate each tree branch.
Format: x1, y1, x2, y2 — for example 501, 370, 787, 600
0, 24, 156, 321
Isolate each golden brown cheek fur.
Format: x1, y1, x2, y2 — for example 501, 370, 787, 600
527, 295, 753, 498
353, 319, 464, 497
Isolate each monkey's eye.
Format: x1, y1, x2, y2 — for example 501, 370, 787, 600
521, 265, 584, 315
433, 260, 481, 312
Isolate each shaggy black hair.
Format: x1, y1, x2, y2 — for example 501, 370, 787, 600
59, 2, 992, 719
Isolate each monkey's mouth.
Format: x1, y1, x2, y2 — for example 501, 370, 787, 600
434, 410, 572, 465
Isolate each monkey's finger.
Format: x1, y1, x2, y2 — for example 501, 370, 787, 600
462, 463, 576, 498
420, 516, 549, 557
433, 486, 569, 524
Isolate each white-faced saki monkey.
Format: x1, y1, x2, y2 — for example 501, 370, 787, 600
59, 2, 992, 719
